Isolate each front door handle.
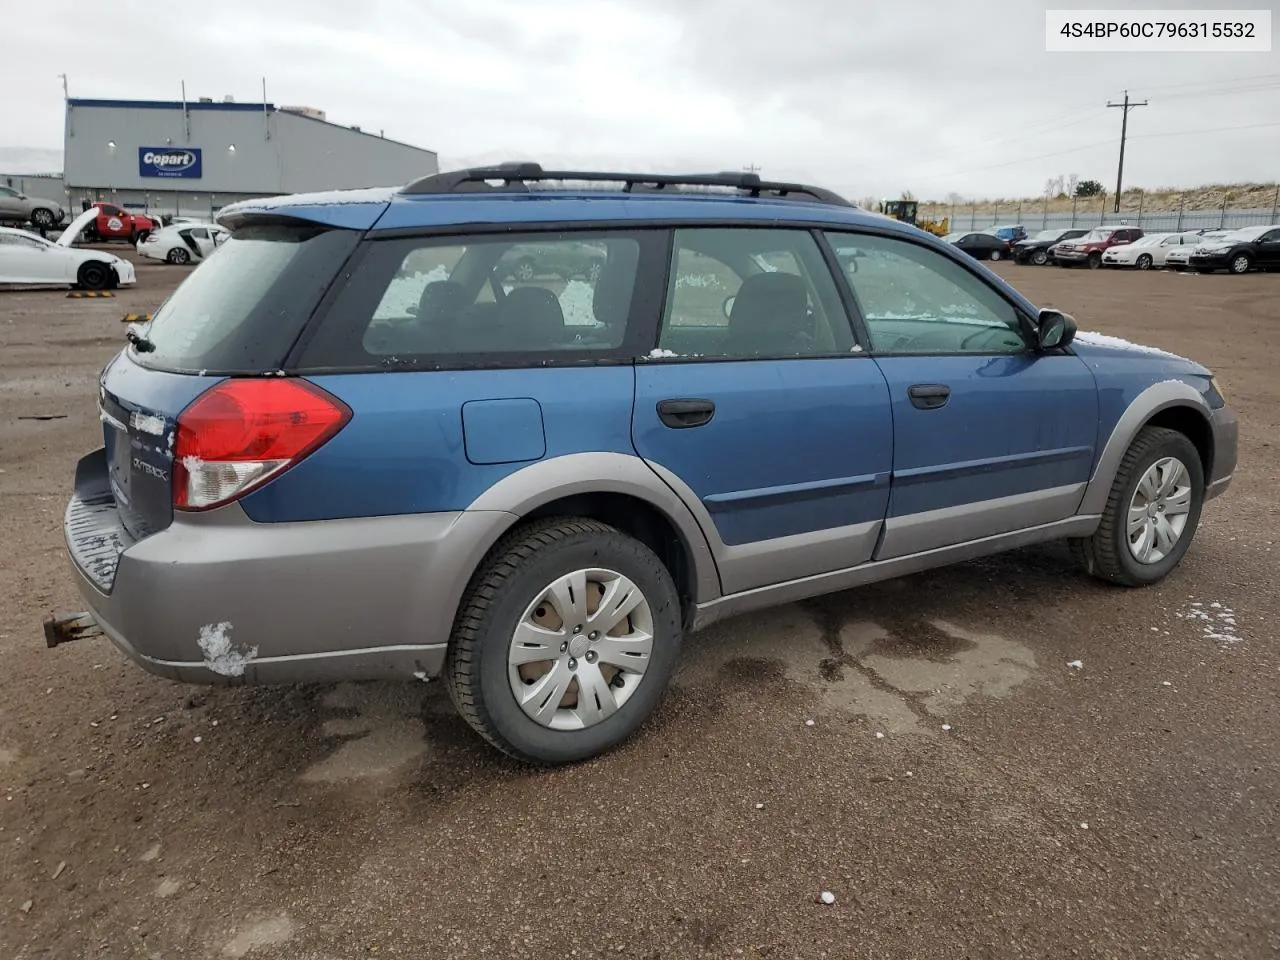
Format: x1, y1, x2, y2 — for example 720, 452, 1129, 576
908, 384, 951, 410
656, 398, 715, 429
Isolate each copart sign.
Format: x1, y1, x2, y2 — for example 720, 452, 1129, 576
138, 147, 203, 179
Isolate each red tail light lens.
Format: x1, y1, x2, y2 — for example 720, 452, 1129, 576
173, 379, 351, 511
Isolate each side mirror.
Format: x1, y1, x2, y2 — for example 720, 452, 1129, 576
1037, 308, 1077, 350
722, 295, 736, 319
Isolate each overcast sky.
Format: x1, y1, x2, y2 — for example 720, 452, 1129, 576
3, 0, 1277, 200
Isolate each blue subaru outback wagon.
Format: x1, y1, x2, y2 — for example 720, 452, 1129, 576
48, 164, 1237, 764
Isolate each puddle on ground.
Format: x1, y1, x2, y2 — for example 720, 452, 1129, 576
300, 683, 430, 784
678, 607, 1037, 734
220, 914, 295, 958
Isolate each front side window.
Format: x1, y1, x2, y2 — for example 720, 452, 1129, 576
301, 231, 655, 367
826, 231, 1027, 355
657, 227, 855, 359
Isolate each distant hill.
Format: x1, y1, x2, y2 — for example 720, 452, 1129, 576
922, 183, 1279, 217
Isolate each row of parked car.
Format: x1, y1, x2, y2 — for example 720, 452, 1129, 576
942, 222, 1280, 275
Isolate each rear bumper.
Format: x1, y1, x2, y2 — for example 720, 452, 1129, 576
60, 449, 511, 684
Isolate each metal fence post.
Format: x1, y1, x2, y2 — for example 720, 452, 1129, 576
971, 202, 976, 230
1043, 194, 1049, 229
1219, 198, 1227, 228
1177, 196, 1184, 231
950, 201, 956, 229
1271, 183, 1279, 223
993, 201, 999, 225
1136, 189, 1143, 227
1071, 196, 1077, 226
1017, 201, 1022, 223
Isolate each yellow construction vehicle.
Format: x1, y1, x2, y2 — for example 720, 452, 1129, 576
877, 199, 949, 237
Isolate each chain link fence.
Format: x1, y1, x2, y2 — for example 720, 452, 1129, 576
919, 187, 1280, 234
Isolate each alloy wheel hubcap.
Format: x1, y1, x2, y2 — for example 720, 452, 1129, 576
507, 568, 654, 730
1127, 457, 1192, 564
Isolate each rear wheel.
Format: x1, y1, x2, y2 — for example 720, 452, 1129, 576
1230, 253, 1252, 275
446, 518, 681, 765
1069, 426, 1204, 587
1136, 254, 1153, 270
166, 247, 190, 265
30, 208, 55, 228
76, 261, 110, 290
1031, 249, 1049, 266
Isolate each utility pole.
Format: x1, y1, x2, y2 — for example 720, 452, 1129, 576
743, 163, 761, 175
1106, 90, 1147, 214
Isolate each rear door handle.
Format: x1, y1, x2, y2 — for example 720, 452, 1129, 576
908, 384, 951, 410
656, 398, 715, 429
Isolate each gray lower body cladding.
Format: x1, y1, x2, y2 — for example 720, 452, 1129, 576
63, 451, 512, 684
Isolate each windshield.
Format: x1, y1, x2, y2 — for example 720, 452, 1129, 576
1031, 230, 1059, 241
1130, 235, 1162, 247
135, 223, 360, 373
1079, 229, 1113, 242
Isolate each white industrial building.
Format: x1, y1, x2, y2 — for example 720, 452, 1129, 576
48, 96, 439, 218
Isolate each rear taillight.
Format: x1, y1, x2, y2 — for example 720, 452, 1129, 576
173, 379, 351, 511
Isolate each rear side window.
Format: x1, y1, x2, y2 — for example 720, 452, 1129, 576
299, 230, 666, 369
135, 223, 360, 374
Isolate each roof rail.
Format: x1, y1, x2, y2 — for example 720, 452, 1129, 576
400, 162, 852, 206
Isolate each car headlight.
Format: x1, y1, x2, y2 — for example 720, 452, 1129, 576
1202, 245, 1230, 254
1207, 376, 1227, 407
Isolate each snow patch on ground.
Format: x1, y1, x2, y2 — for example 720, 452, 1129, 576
197, 622, 258, 678
374, 264, 450, 319
559, 279, 597, 325
1176, 600, 1242, 646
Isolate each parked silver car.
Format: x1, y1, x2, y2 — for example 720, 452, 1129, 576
0, 185, 66, 229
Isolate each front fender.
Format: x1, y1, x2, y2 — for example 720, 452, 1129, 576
1077, 379, 1212, 516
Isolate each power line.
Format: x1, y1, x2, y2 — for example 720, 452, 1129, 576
1107, 91, 1147, 213
1129, 71, 1280, 94
1131, 119, 1280, 140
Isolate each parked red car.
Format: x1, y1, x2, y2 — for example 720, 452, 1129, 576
80, 203, 159, 244
1051, 226, 1144, 269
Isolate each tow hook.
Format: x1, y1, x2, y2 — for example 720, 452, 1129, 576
43, 612, 104, 648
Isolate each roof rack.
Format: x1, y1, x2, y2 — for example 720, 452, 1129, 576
400, 162, 851, 207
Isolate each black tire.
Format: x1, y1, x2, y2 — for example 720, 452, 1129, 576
1031, 249, 1049, 266
76, 262, 110, 290
1069, 426, 1205, 587
167, 247, 191, 265
1087, 251, 1102, 270
30, 208, 55, 228
1229, 252, 1252, 275
1136, 254, 1153, 270
989, 248, 1003, 262
446, 518, 682, 765
135, 230, 150, 244
514, 257, 536, 281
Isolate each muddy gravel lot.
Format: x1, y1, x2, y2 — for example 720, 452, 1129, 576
1, 254, 1277, 959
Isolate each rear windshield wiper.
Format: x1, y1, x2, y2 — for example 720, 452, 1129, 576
125, 327, 156, 353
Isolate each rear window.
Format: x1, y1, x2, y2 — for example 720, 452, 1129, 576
298, 229, 666, 370
133, 223, 359, 374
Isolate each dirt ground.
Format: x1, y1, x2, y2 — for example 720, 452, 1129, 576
1, 253, 1277, 960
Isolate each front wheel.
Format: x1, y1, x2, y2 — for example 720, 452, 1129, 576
446, 518, 682, 764
1069, 426, 1204, 587
989, 248, 1002, 262
1031, 249, 1049, 266
1230, 253, 1252, 275
30, 208, 55, 228
1136, 254, 1153, 270
76, 261, 110, 290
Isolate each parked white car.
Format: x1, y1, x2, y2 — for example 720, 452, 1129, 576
137, 223, 230, 264
1165, 230, 1230, 270
1102, 231, 1204, 270
0, 226, 135, 289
